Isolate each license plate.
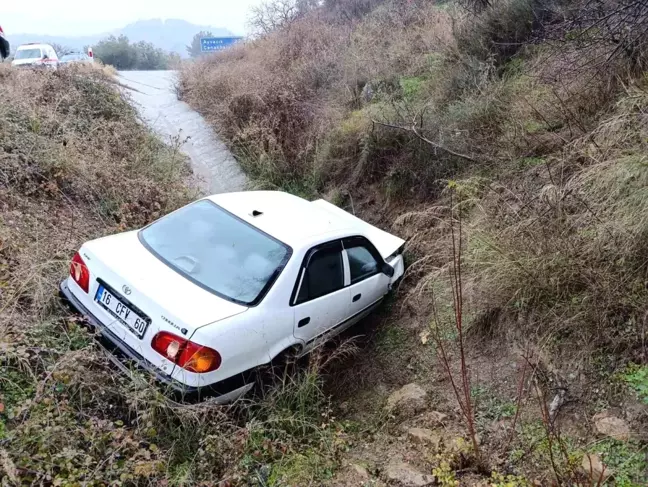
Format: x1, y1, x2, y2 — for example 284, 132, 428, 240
95, 285, 149, 338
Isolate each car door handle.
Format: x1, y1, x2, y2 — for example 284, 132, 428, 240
298, 317, 311, 328
353, 293, 362, 302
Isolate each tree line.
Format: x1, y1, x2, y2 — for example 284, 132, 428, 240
54, 31, 240, 69
93, 35, 181, 70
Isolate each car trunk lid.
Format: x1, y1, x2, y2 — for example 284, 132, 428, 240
82, 231, 247, 339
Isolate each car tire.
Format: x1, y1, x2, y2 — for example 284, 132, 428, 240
252, 346, 302, 398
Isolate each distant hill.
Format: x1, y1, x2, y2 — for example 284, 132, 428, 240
7, 19, 233, 57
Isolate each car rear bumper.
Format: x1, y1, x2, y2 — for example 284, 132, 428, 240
12, 64, 56, 70
59, 279, 254, 402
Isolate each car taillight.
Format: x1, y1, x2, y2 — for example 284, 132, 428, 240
151, 331, 221, 373
70, 252, 90, 293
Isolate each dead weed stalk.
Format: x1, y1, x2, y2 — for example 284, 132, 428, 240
428, 189, 481, 464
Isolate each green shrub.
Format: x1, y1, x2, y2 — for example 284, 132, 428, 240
620, 364, 648, 404
588, 439, 648, 487
93, 35, 179, 70
400, 76, 425, 101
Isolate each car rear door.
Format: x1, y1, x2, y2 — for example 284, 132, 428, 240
344, 236, 391, 322
292, 240, 350, 347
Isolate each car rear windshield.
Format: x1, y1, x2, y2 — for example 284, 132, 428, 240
139, 200, 291, 306
61, 53, 84, 61
15, 48, 42, 59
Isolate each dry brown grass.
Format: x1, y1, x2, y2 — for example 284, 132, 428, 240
179, 0, 627, 199
179, 0, 454, 194
469, 79, 648, 352
0, 63, 194, 317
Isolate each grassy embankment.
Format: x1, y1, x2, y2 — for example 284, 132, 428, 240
179, 0, 648, 484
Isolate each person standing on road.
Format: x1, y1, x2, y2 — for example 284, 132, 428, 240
0, 25, 10, 60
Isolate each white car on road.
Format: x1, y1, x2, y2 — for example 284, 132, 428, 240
60, 191, 405, 400
12, 43, 58, 68
59, 52, 94, 65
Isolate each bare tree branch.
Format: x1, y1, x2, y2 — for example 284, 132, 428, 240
371, 119, 480, 163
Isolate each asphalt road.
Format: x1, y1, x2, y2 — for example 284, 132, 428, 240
118, 70, 248, 195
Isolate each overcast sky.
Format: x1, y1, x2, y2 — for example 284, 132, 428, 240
3, 0, 263, 36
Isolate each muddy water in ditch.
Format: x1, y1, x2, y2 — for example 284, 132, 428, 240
118, 70, 248, 195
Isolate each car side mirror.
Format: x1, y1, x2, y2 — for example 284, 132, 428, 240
361, 262, 378, 274
382, 262, 395, 278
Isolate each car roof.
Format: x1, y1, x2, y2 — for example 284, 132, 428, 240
207, 191, 354, 248
17, 43, 51, 50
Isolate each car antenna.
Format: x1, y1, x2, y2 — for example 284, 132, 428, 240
251, 210, 263, 217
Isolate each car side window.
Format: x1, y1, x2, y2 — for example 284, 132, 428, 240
346, 245, 379, 284
295, 248, 344, 304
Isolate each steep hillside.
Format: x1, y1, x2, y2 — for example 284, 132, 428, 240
179, 0, 648, 484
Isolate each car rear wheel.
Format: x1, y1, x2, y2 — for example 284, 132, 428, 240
252, 346, 304, 398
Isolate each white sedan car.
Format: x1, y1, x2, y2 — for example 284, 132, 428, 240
60, 191, 405, 400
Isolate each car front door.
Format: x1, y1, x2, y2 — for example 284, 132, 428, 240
292, 240, 350, 348
344, 236, 391, 323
